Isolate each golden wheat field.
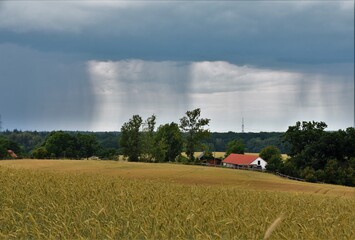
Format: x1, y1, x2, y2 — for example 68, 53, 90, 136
0, 160, 354, 239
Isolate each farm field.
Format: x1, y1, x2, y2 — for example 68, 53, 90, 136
0, 160, 354, 239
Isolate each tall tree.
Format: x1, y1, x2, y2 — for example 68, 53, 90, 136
155, 122, 183, 162
179, 108, 210, 162
141, 115, 156, 162
120, 115, 143, 162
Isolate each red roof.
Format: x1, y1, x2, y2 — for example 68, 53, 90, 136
223, 154, 259, 165
7, 150, 18, 158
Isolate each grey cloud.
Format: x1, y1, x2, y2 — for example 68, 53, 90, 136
0, 1, 353, 131
0, 1, 352, 67
0, 44, 94, 130
189, 61, 301, 94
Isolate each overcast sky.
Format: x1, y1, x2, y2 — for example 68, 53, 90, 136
0, 1, 354, 132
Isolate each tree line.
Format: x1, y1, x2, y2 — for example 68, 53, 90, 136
120, 108, 210, 163
281, 121, 355, 186
1, 111, 354, 186
0, 108, 211, 163
0, 129, 287, 159
253, 121, 355, 186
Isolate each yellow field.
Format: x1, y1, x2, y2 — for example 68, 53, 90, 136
0, 159, 352, 196
0, 160, 354, 239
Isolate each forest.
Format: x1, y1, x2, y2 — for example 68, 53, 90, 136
0, 130, 285, 159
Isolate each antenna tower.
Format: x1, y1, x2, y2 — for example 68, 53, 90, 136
242, 117, 244, 133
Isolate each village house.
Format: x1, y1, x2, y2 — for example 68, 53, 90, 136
222, 153, 267, 170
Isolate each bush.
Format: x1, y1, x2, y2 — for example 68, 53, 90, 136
175, 155, 190, 164
302, 167, 317, 182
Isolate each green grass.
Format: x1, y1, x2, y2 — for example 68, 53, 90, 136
0, 160, 354, 239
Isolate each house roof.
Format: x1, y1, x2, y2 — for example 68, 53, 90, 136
223, 154, 259, 165
7, 149, 18, 158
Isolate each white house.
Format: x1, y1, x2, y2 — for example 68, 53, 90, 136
222, 153, 267, 170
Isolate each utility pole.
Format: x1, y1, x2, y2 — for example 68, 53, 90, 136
0, 114, 2, 132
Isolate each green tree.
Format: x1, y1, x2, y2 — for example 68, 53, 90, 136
155, 122, 183, 162
154, 138, 168, 163
283, 122, 355, 186
260, 145, 283, 172
120, 115, 143, 162
283, 121, 327, 159
179, 108, 210, 162
141, 115, 156, 162
301, 166, 317, 182
76, 133, 99, 159
344, 127, 355, 159
225, 140, 245, 156
31, 132, 100, 159
259, 145, 281, 161
31, 146, 48, 159
266, 155, 284, 172
41, 131, 78, 159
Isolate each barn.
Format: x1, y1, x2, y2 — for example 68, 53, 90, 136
198, 151, 222, 166
222, 154, 267, 170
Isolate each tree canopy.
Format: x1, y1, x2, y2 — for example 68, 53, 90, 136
155, 122, 183, 162
259, 145, 283, 172
179, 108, 210, 162
120, 115, 143, 162
225, 139, 245, 156
282, 121, 355, 186
31, 131, 100, 159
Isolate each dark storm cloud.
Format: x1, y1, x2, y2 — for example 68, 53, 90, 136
0, 1, 353, 131
0, 1, 353, 66
0, 44, 94, 130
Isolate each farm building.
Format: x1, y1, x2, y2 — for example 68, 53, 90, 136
200, 156, 222, 166
222, 154, 267, 170
7, 150, 18, 158
198, 151, 222, 166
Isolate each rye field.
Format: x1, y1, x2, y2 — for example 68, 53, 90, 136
0, 160, 354, 239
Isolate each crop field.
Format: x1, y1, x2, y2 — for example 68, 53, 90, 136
0, 160, 354, 239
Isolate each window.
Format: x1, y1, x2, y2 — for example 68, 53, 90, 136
257, 160, 260, 165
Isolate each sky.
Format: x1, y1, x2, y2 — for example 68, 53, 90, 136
0, 0, 354, 132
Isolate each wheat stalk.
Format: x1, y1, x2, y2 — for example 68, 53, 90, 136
263, 214, 284, 240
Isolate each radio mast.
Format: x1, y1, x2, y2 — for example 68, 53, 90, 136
242, 117, 244, 133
